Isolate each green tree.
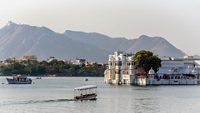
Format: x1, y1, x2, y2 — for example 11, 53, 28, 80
133, 50, 161, 73
0, 57, 106, 77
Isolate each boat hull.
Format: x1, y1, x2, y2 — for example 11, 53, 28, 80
6, 78, 32, 84
74, 95, 97, 101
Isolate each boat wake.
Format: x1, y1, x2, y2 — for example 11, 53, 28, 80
1, 98, 74, 106
26, 98, 75, 103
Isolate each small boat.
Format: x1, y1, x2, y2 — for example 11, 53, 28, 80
6, 75, 32, 84
36, 77, 42, 79
74, 85, 97, 100
85, 78, 88, 81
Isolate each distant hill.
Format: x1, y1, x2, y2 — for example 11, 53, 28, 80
63, 31, 186, 57
0, 22, 108, 62
0, 21, 186, 63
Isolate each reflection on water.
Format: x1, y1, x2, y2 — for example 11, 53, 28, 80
1, 77, 200, 113
133, 97, 159, 113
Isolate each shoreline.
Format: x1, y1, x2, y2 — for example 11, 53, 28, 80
0, 75, 103, 77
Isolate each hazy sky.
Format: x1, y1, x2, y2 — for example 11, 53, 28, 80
0, 0, 200, 55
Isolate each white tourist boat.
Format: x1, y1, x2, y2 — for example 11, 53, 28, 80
74, 85, 97, 100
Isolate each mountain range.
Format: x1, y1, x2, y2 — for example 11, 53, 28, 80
0, 21, 186, 63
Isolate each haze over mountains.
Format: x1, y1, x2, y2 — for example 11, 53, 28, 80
0, 21, 186, 63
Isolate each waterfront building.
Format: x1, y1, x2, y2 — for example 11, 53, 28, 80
143, 56, 200, 85
47, 56, 56, 62
2, 55, 37, 65
132, 56, 200, 85
104, 51, 135, 84
20, 55, 37, 61
104, 51, 200, 85
72, 58, 87, 66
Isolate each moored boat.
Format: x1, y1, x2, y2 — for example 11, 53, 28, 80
6, 75, 32, 84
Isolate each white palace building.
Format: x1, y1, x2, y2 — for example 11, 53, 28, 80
104, 51, 200, 86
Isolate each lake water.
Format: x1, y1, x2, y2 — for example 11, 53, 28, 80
1, 77, 200, 113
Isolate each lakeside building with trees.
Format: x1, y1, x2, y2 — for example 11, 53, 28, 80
104, 51, 200, 85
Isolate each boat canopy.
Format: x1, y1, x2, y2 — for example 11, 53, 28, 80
74, 85, 97, 90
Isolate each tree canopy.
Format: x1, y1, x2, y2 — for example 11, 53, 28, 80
0, 59, 106, 77
133, 50, 161, 73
